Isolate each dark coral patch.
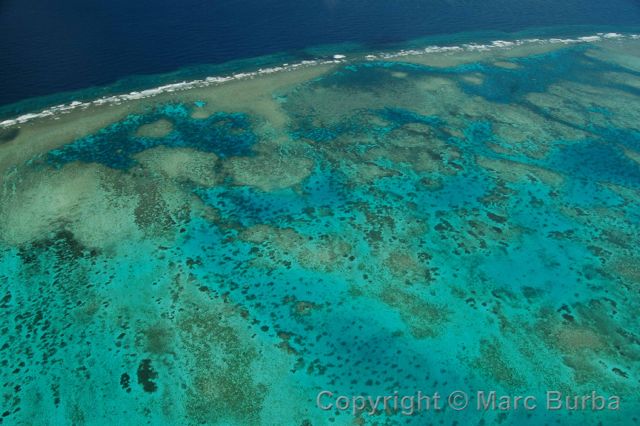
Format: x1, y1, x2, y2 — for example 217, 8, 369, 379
137, 359, 158, 393
46, 105, 257, 170
0, 127, 19, 144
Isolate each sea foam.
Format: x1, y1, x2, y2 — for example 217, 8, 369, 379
0, 32, 636, 129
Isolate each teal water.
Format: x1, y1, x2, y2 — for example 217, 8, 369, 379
1, 32, 640, 425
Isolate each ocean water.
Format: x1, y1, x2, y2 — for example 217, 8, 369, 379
1, 27, 640, 426
1, 0, 640, 109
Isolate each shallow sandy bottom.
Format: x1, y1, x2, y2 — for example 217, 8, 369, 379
0, 34, 639, 426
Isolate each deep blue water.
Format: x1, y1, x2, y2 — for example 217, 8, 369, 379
1, 0, 640, 109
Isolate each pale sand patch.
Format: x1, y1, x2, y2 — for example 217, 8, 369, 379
385, 50, 490, 68
605, 182, 640, 204
486, 143, 514, 156
190, 109, 211, 119
461, 74, 484, 85
623, 147, 640, 165
418, 78, 545, 140
608, 256, 640, 287
0, 157, 222, 249
346, 162, 399, 184
134, 146, 219, 186
603, 72, 640, 89
0, 162, 142, 248
493, 60, 521, 69
391, 71, 408, 79
241, 224, 305, 248
527, 81, 640, 132
585, 42, 640, 72
135, 118, 174, 138
477, 155, 564, 187
384, 124, 441, 148
602, 71, 640, 90
526, 91, 590, 129
224, 154, 314, 192
384, 250, 426, 281
489, 102, 588, 148
179, 64, 337, 129
415, 76, 456, 92
240, 224, 351, 272
555, 325, 605, 351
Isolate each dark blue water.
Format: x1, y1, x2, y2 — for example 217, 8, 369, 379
1, 0, 639, 109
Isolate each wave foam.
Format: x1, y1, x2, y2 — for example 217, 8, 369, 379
0, 59, 344, 129
377, 32, 634, 59
1, 32, 637, 129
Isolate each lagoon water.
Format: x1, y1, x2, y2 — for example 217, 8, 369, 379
0, 2, 640, 426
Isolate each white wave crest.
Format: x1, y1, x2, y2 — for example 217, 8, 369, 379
378, 32, 637, 59
1, 31, 637, 129
0, 58, 345, 129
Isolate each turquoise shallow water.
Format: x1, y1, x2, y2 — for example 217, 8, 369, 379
1, 32, 640, 425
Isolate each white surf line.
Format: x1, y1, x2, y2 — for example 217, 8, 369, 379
0, 59, 344, 129
371, 32, 635, 59
1, 32, 637, 129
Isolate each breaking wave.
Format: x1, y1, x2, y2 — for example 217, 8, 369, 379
1, 32, 637, 129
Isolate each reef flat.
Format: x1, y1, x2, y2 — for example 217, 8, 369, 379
0, 33, 639, 425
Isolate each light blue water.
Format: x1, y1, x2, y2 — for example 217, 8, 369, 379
0, 32, 639, 425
